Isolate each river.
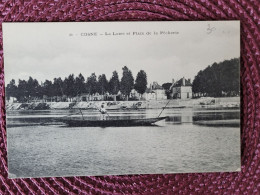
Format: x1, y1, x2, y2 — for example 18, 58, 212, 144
7, 108, 241, 178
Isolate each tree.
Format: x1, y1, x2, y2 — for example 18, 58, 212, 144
97, 74, 109, 95
42, 80, 53, 97
26, 77, 40, 99
17, 79, 29, 102
6, 79, 17, 101
221, 58, 240, 96
53, 77, 64, 97
162, 82, 172, 99
109, 71, 120, 95
120, 66, 134, 100
33, 79, 41, 98
192, 70, 203, 96
86, 73, 98, 95
75, 73, 86, 95
192, 58, 240, 97
162, 83, 172, 90
134, 70, 147, 98
64, 74, 77, 98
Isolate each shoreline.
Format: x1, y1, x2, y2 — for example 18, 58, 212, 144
6, 97, 240, 111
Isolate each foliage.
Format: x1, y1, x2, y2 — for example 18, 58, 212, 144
162, 82, 173, 99
120, 66, 134, 99
109, 71, 120, 95
53, 77, 64, 97
27, 77, 40, 98
6, 79, 17, 100
75, 73, 85, 95
6, 66, 151, 102
17, 79, 29, 102
97, 74, 109, 95
162, 83, 172, 90
64, 74, 77, 97
192, 58, 240, 97
134, 70, 147, 95
42, 80, 53, 97
86, 73, 98, 95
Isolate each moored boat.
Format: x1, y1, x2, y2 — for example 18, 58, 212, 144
59, 116, 168, 127
193, 119, 240, 127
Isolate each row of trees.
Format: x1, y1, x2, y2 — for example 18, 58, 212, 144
6, 66, 147, 102
6, 58, 239, 102
192, 58, 240, 97
160, 58, 240, 98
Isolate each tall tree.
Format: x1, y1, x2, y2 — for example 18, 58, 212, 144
33, 78, 41, 98
6, 79, 17, 101
75, 73, 86, 95
162, 82, 172, 99
192, 70, 203, 95
97, 74, 109, 95
17, 79, 29, 102
134, 70, 147, 97
86, 73, 98, 95
109, 71, 120, 95
52, 77, 64, 97
64, 74, 76, 98
26, 77, 40, 99
42, 80, 53, 97
192, 58, 240, 97
120, 66, 134, 100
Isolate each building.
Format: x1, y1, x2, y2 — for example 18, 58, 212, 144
130, 82, 167, 101
170, 77, 192, 99
144, 88, 156, 100
80, 92, 118, 101
144, 82, 167, 100
6, 96, 17, 103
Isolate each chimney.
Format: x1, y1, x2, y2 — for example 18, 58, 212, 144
172, 79, 175, 84
182, 77, 185, 86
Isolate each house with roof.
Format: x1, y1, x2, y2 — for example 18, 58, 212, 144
144, 82, 167, 100
144, 88, 156, 100
130, 82, 167, 100
170, 77, 192, 99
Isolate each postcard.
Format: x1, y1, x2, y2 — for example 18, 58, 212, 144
3, 21, 240, 178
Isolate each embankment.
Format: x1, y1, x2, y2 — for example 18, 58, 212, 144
6, 97, 240, 111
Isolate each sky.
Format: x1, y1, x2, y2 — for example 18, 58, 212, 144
3, 21, 240, 86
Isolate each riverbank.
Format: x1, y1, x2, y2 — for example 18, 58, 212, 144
6, 97, 240, 111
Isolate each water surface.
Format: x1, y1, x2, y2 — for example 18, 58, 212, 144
7, 108, 241, 178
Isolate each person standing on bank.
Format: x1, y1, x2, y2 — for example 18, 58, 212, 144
99, 103, 107, 120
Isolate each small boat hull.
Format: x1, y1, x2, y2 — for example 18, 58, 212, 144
59, 117, 167, 127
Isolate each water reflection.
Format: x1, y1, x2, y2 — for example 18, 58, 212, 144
7, 108, 240, 128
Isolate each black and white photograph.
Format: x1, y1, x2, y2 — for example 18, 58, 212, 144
3, 21, 240, 178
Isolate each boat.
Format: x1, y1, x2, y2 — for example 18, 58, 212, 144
58, 116, 168, 127
163, 106, 186, 109
194, 119, 240, 127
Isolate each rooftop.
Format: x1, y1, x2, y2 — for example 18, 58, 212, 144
171, 77, 192, 88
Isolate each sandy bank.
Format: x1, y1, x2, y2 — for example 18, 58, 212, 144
6, 97, 240, 111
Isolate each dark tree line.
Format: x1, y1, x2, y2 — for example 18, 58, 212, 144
6, 66, 148, 102
192, 58, 240, 97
